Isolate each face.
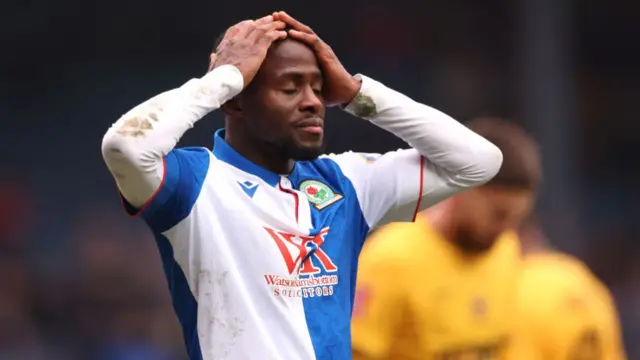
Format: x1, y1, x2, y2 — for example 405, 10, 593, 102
452, 186, 535, 253
238, 39, 325, 161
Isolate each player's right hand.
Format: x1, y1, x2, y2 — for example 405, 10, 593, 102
212, 15, 287, 87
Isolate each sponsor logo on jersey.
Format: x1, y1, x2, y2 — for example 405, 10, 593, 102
298, 180, 343, 210
264, 227, 339, 298
237, 180, 259, 198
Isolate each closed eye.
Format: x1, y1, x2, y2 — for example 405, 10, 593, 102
282, 89, 298, 95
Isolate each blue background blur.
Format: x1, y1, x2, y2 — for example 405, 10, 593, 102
1, 0, 638, 359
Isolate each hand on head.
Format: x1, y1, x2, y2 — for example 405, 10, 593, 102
273, 11, 362, 106
209, 12, 361, 107
210, 15, 287, 86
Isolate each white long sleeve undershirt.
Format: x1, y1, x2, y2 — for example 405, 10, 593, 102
101, 65, 244, 207
101, 65, 502, 209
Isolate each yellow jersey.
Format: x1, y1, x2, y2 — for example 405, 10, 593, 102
507, 251, 626, 360
351, 217, 521, 360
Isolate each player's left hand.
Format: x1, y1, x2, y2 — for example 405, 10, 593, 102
274, 11, 362, 107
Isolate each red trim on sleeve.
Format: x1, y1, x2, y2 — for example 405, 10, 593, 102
278, 183, 300, 223
411, 156, 425, 222
118, 157, 168, 218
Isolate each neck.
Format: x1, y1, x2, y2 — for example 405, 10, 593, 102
423, 203, 457, 243
519, 234, 550, 255
224, 125, 294, 175
424, 202, 487, 255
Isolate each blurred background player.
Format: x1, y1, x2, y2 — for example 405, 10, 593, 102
507, 215, 627, 360
351, 117, 540, 360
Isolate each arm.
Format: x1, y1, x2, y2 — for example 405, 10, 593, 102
595, 282, 627, 360
272, 12, 502, 229
329, 75, 503, 228
101, 16, 286, 218
101, 65, 243, 208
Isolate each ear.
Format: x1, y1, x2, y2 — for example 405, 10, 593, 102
221, 95, 243, 117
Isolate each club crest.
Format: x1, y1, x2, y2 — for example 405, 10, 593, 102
299, 180, 343, 210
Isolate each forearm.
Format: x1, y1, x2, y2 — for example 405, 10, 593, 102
101, 65, 244, 207
344, 75, 502, 187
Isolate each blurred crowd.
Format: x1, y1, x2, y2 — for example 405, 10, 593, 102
0, 180, 186, 359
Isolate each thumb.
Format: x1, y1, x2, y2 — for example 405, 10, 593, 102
208, 53, 217, 72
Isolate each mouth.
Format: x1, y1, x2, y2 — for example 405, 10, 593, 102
295, 117, 324, 134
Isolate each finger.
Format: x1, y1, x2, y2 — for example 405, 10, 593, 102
288, 29, 322, 48
208, 53, 217, 71
248, 21, 286, 42
255, 29, 288, 48
275, 11, 313, 34
263, 30, 288, 43
254, 15, 274, 26
234, 20, 256, 38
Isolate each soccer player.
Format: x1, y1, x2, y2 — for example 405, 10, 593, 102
100, 11, 502, 360
508, 215, 627, 360
351, 118, 538, 360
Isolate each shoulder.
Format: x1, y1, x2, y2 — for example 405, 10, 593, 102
495, 230, 522, 256
517, 252, 595, 311
165, 146, 213, 177
320, 151, 383, 165
168, 146, 212, 163
520, 252, 591, 285
299, 151, 380, 179
161, 146, 213, 195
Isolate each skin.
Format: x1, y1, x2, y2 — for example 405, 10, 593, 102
428, 186, 536, 253
224, 38, 327, 170
211, 12, 362, 175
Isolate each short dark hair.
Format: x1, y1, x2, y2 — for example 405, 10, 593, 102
212, 25, 294, 52
466, 117, 542, 190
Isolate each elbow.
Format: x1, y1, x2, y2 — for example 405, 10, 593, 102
101, 128, 144, 171
453, 142, 503, 188
473, 142, 503, 186
101, 129, 128, 164
101, 126, 162, 177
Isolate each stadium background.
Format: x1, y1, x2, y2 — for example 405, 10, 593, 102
1, 0, 638, 359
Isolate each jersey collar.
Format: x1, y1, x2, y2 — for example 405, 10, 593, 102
213, 129, 283, 187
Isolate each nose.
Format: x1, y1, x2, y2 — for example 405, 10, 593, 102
298, 86, 323, 114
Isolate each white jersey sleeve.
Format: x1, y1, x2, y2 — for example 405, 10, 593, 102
327, 75, 503, 229
101, 65, 244, 210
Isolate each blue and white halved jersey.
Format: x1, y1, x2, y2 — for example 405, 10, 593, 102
128, 131, 428, 360
103, 66, 501, 360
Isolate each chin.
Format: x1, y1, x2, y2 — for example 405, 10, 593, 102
457, 230, 498, 253
471, 240, 498, 253
284, 139, 324, 161
289, 146, 323, 161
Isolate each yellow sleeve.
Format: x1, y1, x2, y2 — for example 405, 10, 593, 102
510, 265, 627, 360
595, 282, 627, 360
351, 232, 407, 360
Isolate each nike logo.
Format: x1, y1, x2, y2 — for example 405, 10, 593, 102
238, 181, 259, 198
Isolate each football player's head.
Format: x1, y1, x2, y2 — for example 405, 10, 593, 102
450, 117, 541, 252
215, 31, 326, 165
